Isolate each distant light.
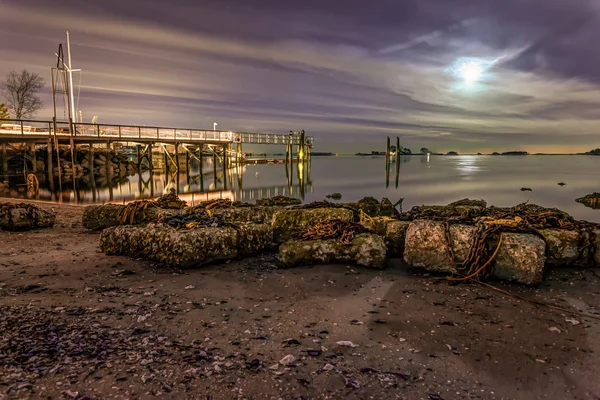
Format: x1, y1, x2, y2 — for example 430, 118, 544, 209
459, 61, 483, 85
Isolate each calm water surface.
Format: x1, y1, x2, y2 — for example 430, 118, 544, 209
2, 155, 600, 222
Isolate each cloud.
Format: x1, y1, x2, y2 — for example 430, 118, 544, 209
1, 0, 600, 153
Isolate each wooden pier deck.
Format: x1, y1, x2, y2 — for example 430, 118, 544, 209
0, 119, 314, 146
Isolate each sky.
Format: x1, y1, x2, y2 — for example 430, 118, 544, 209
1, 0, 600, 154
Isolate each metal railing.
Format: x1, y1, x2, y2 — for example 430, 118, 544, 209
0, 119, 314, 146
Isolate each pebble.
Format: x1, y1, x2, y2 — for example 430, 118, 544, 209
279, 354, 296, 366
336, 341, 359, 348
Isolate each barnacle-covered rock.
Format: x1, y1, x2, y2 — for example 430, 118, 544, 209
82, 205, 182, 230
403, 219, 546, 285
278, 233, 387, 268
272, 208, 354, 243
0, 202, 56, 231
99, 223, 272, 268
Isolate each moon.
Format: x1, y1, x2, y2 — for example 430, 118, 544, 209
459, 61, 483, 85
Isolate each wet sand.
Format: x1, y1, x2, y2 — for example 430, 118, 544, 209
1, 199, 599, 400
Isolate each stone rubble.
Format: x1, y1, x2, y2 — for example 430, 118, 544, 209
86, 196, 600, 285
278, 233, 387, 269
0, 202, 56, 231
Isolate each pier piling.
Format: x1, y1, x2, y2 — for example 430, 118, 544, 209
1, 143, 7, 173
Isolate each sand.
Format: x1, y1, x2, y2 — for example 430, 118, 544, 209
1, 199, 599, 400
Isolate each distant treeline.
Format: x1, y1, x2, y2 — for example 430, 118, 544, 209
492, 151, 529, 155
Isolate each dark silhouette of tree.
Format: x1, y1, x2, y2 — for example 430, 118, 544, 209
420, 147, 430, 154
0, 103, 8, 119
1, 70, 45, 119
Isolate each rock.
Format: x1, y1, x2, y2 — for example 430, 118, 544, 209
384, 221, 410, 256
278, 233, 387, 268
256, 196, 302, 207
593, 230, 600, 266
493, 233, 546, 285
576, 193, 600, 210
403, 220, 546, 284
100, 223, 273, 267
403, 220, 476, 273
82, 204, 183, 231
363, 218, 410, 257
236, 222, 275, 256
0, 203, 56, 231
279, 355, 296, 366
210, 206, 282, 225
336, 341, 359, 348
341, 197, 396, 218
326, 193, 342, 200
272, 208, 354, 243
538, 229, 585, 266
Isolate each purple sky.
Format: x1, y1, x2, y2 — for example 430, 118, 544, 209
1, 0, 600, 153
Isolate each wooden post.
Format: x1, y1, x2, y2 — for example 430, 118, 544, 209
30, 143, 37, 172
185, 148, 190, 185
46, 138, 55, 196
386, 136, 391, 163
185, 150, 190, 172
1, 143, 7, 173
212, 151, 217, 180
164, 146, 169, 174
395, 136, 401, 188
297, 130, 305, 164
69, 120, 76, 173
236, 142, 242, 164
222, 144, 228, 190
175, 143, 180, 172
106, 142, 113, 201
285, 143, 289, 165
148, 143, 154, 171
198, 144, 204, 169
89, 144, 97, 202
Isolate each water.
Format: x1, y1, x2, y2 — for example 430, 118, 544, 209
2, 155, 600, 222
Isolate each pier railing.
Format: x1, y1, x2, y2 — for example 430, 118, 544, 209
0, 119, 314, 146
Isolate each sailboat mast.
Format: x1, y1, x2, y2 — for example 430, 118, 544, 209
66, 30, 76, 121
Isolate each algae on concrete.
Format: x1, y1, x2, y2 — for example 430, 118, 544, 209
100, 223, 273, 268
210, 206, 282, 225
538, 229, 585, 266
494, 233, 545, 285
278, 233, 387, 268
403, 219, 547, 285
272, 208, 355, 243
83, 205, 183, 230
362, 218, 410, 257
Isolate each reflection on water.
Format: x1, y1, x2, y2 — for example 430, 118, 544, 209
0, 158, 313, 206
3, 154, 600, 222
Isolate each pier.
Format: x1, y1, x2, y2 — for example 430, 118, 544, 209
0, 118, 313, 179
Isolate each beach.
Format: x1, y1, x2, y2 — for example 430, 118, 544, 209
1, 199, 599, 399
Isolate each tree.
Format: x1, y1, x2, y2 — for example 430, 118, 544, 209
420, 147, 430, 154
1, 70, 45, 119
0, 103, 8, 119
